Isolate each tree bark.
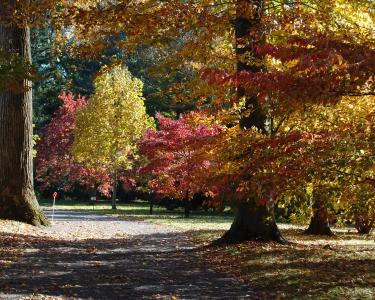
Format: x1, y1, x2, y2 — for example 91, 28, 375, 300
305, 193, 333, 236
0, 22, 49, 225
220, 201, 286, 243
235, 0, 267, 132
220, 0, 285, 243
111, 169, 118, 209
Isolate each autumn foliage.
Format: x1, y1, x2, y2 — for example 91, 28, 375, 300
139, 112, 221, 201
35, 92, 112, 196
30, 0, 374, 233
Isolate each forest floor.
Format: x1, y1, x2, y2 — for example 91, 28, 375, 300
0, 208, 257, 300
1, 200, 374, 299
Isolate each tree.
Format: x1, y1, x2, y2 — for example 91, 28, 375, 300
139, 112, 221, 217
71, 0, 289, 242
35, 92, 112, 197
60, 0, 374, 241
73, 65, 153, 209
16, 0, 372, 236
256, 94, 374, 235
304, 184, 335, 235
222, 0, 284, 243
31, 26, 67, 130
31, 26, 128, 131
342, 183, 374, 234
200, 0, 374, 238
0, 0, 102, 225
0, 3, 48, 225
297, 96, 375, 234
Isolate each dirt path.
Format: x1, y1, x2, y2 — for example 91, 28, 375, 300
0, 209, 257, 299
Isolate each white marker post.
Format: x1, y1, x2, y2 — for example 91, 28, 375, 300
52, 192, 57, 222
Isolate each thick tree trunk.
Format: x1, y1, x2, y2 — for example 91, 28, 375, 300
111, 169, 118, 209
0, 23, 49, 225
221, 0, 285, 243
220, 201, 285, 243
305, 193, 333, 236
236, 0, 267, 133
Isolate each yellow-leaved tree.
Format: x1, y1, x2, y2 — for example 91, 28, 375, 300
73, 64, 153, 209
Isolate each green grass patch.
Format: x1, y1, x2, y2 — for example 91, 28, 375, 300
39, 198, 233, 232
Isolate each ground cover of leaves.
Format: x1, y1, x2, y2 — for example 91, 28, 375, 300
4, 201, 374, 299
195, 227, 375, 300
0, 209, 256, 300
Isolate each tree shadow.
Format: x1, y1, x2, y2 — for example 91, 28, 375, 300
242, 253, 374, 298
0, 231, 258, 299
207, 235, 375, 299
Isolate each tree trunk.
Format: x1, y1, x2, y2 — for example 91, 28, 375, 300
355, 221, 373, 235
184, 200, 190, 218
184, 190, 190, 218
305, 193, 333, 236
220, 201, 285, 243
149, 199, 153, 215
236, 0, 267, 133
352, 203, 374, 234
220, 0, 285, 243
111, 169, 117, 209
0, 21, 49, 225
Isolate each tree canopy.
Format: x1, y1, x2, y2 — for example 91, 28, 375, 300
1, 0, 373, 235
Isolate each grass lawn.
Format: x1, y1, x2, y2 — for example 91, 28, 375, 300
38, 198, 375, 299
39, 198, 233, 231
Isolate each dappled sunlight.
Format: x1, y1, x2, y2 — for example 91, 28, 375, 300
202, 228, 375, 299
283, 227, 375, 248
0, 221, 256, 299
0, 0, 373, 298
19, 203, 373, 299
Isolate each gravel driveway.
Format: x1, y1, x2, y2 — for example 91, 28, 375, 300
0, 209, 257, 299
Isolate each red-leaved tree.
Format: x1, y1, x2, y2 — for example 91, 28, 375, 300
35, 92, 112, 197
138, 112, 221, 217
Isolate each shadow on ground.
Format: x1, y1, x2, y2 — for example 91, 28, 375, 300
0, 231, 258, 299
205, 228, 375, 299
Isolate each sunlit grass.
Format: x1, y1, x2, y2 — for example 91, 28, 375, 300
39, 198, 233, 232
